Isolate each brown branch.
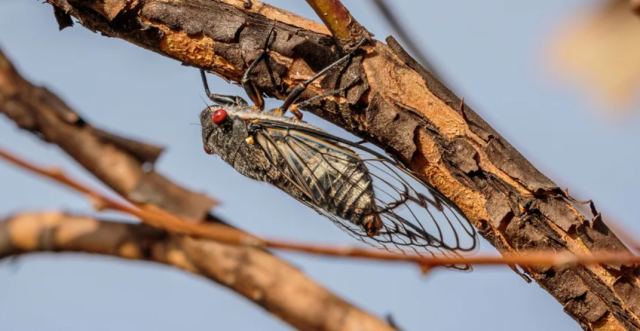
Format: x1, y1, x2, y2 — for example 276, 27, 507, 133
0, 48, 394, 331
304, 0, 371, 50
0, 147, 264, 247
31, 1, 640, 329
0, 212, 393, 331
0, 47, 216, 221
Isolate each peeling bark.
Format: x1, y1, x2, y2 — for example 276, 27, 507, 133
39, 0, 640, 329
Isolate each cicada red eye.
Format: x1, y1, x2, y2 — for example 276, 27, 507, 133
211, 108, 228, 125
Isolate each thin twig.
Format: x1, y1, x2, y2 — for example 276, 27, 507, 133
305, 0, 371, 49
2, 146, 639, 270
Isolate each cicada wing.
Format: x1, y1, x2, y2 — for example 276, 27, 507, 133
254, 119, 478, 260
254, 130, 321, 203
362, 157, 477, 252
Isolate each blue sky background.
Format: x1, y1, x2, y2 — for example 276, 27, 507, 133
1, 1, 638, 330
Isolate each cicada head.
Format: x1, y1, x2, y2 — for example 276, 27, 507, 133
200, 105, 250, 157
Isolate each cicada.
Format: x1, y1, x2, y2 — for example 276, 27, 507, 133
200, 29, 477, 259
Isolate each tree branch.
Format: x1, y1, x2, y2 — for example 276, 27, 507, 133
304, 0, 371, 50
0, 47, 216, 221
0, 212, 393, 331
35, 0, 640, 329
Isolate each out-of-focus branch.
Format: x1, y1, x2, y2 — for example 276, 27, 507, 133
549, 0, 640, 110
631, 0, 640, 15
0, 48, 216, 221
0, 148, 261, 247
0, 49, 394, 331
34, 1, 640, 329
0, 212, 393, 331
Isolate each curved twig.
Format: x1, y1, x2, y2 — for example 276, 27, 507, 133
3, 147, 640, 271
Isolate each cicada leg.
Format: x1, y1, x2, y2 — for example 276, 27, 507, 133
200, 70, 248, 107
293, 76, 362, 112
363, 214, 383, 237
200, 27, 276, 109
240, 27, 277, 111
289, 104, 303, 119
277, 38, 369, 120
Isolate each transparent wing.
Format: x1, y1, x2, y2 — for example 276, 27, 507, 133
253, 119, 478, 262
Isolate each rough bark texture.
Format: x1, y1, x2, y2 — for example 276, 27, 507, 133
0, 213, 393, 331
36, 0, 640, 329
0, 48, 394, 331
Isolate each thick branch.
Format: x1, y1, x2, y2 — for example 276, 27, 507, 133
0, 212, 393, 331
38, 1, 640, 329
0, 48, 393, 330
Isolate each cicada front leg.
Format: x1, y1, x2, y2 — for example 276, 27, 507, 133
240, 27, 277, 112
277, 38, 369, 120
199, 27, 276, 110
200, 70, 249, 107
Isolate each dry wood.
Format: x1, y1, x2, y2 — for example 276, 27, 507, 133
0, 49, 394, 331
0, 212, 393, 331
40, 1, 640, 329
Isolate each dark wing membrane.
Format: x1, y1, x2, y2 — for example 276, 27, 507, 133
254, 119, 478, 259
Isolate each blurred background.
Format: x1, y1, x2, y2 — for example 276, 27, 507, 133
1, 1, 639, 330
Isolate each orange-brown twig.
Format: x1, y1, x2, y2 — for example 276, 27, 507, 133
270, 240, 639, 269
3, 145, 640, 270
305, 0, 370, 50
